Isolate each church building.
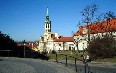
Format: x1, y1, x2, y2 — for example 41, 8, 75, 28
39, 7, 74, 53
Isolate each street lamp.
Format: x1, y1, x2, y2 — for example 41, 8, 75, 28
23, 40, 26, 58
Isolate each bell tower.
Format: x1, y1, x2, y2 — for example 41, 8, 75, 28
44, 7, 52, 42
45, 7, 51, 33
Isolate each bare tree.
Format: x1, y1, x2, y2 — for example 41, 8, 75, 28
63, 42, 66, 51
81, 4, 98, 44
78, 4, 116, 59
104, 11, 116, 20
81, 4, 98, 24
96, 13, 105, 22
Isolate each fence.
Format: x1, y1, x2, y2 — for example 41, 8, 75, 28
54, 52, 92, 73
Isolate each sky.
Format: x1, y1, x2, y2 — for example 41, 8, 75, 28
0, 0, 116, 41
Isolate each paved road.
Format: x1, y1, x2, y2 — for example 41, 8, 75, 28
64, 63, 116, 73
56, 60, 116, 73
0, 57, 76, 73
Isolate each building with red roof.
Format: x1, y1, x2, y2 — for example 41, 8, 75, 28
74, 18, 116, 36
53, 36, 74, 51
74, 18, 116, 50
17, 41, 39, 51
54, 36, 74, 42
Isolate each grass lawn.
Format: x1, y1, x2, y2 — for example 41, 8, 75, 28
47, 50, 116, 63
47, 50, 83, 60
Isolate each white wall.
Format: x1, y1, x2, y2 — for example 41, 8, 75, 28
78, 40, 87, 50
53, 42, 74, 51
74, 31, 116, 50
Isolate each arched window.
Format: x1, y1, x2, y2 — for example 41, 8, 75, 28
46, 24, 47, 28
48, 24, 49, 28
69, 46, 71, 50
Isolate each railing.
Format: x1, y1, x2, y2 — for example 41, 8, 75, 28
0, 50, 12, 57
54, 52, 92, 73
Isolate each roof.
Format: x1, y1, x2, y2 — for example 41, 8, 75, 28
17, 43, 38, 49
51, 34, 57, 40
74, 18, 116, 36
54, 36, 74, 42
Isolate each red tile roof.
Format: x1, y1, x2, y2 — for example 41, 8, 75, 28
54, 36, 74, 42
17, 43, 38, 49
17, 44, 22, 46
51, 34, 57, 40
74, 18, 116, 36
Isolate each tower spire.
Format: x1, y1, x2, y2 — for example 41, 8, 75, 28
45, 6, 51, 33
46, 6, 48, 16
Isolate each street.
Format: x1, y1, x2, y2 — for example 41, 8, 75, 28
58, 60, 116, 73
0, 57, 76, 73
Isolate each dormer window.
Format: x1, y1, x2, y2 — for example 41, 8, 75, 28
83, 28, 88, 34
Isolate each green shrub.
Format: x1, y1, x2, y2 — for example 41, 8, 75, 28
87, 35, 116, 60
51, 50, 57, 54
41, 49, 48, 55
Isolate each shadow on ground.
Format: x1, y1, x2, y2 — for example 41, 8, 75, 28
0, 45, 49, 61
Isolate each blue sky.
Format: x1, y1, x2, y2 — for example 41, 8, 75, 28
0, 0, 116, 41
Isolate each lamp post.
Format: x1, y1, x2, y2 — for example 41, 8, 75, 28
23, 40, 26, 58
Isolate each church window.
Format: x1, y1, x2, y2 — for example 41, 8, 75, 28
59, 44, 61, 46
69, 46, 71, 50
50, 25, 51, 28
46, 24, 47, 28
48, 24, 49, 28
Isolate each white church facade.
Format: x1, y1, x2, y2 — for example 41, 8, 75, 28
39, 7, 75, 53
